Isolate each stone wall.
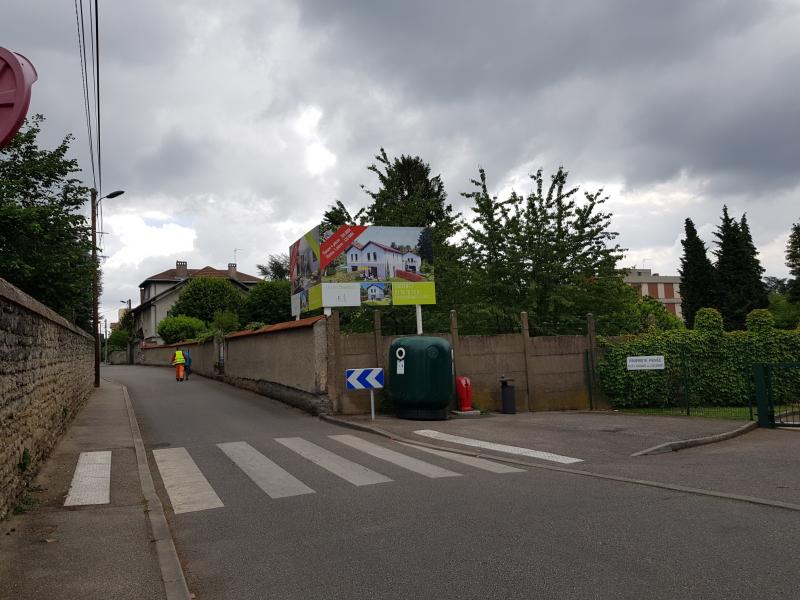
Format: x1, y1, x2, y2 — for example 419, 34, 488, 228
0, 278, 93, 519
138, 316, 330, 414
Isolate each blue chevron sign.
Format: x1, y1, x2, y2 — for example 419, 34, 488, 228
345, 368, 384, 390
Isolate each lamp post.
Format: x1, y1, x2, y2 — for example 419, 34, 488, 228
92, 188, 125, 387
121, 299, 132, 364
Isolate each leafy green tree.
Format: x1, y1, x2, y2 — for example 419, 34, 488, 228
168, 277, 245, 324
764, 276, 788, 295
461, 165, 626, 332
635, 296, 684, 331
157, 315, 206, 344
678, 218, 715, 328
241, 280, 291, 325
257, 253, 289, 280
786, 222, 800, 303
768, 292, 800, 329
211, 310, 240, 335
739, 215, 768, 310
106, 328, 130, 351
322, 200, 363, 231
0, 115, 95, 328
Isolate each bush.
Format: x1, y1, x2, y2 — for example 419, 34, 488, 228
597, 324, 800, 408
158, 315, 207, 344
241, 280, 291, 325
694, 307, 723, 333
746, 308, 774, 333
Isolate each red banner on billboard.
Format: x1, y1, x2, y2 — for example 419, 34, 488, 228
320, 225, 367, 269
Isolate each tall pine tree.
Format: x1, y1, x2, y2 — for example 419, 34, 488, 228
739, 215, 768, 311
712, 206, 768, 330
678, 218, 715, 327
786, 221, 800, 303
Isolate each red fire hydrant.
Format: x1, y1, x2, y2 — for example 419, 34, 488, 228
456, 376, 473, 411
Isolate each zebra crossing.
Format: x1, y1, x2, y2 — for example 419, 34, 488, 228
62, 435, 525, 512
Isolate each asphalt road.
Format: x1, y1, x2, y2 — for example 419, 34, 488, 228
108, 366, 800, 600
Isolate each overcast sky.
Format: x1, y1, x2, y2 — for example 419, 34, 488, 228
4, 0, 800, 324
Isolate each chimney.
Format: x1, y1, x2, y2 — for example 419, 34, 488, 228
228, 263, 237, 280
176, 260, 188, 279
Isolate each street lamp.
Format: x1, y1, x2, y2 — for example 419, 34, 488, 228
92, 188, 125, 387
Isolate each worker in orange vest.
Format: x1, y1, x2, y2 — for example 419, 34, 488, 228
171, 348, 186, 382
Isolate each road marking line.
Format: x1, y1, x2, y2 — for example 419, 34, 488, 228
398, 443, 526, 473
152, 448, 224, 514
217, 441, 315, 499
64, 451, 112, 506
412, 430, 583, 464
329, 434, 461, 479
276, 437, 392, 486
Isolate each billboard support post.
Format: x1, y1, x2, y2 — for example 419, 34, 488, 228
416, 304, 423, 335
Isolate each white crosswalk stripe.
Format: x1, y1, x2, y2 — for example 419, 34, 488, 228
64, 451, 112, 506
153, 447, 224, 514
217, 441, 315, 499
398, 443, 526, 473
276, 437, 392, 486
329, 434, 461, 479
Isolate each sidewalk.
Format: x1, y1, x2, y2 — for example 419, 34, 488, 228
0, 380, 167, 600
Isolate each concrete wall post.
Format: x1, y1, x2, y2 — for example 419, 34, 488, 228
373, 310, 383, 369
449, 310, 460, 410
520, 311, 532, 412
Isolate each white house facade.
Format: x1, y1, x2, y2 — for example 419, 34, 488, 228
345, 241, 421, 279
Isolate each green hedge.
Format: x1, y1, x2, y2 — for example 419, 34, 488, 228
597, 308, 800, 408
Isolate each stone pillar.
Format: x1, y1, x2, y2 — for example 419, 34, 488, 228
325, 311, 342, 413
520, 311, 532, 412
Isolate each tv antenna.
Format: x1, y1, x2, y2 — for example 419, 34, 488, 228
233, 248, 243, 263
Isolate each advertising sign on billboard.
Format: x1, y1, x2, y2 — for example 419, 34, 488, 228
290, 224, 435, 316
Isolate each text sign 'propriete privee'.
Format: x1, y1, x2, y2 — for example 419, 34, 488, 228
626, 355, 666, 370
345, 368, 385, 390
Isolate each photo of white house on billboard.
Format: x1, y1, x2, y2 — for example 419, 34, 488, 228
345, 241, 422, 281
290, 224, 436, 316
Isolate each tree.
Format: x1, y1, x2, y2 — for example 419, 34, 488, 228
241, 280, 291, 325
322, 200, 363, 231
157, 315, 206, 344
106, 328, 130, 351
767, 292, 800, 329
257, 253, 289, 280
713, 207, 768, 330
461, 165, 626, 332
739, 215, 768, 310
0, 115, 95, 329
168, 277, 245, 324
678, 218, 716, 328
787, 222, 800, 303
764, 276, 788, 295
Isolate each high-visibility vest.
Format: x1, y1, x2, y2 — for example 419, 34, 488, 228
173, 350, 185, 365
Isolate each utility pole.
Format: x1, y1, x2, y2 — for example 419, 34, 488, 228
104, 318, 108, 364
91, 188, 100, 387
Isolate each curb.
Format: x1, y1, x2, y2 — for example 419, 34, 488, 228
120, 383, 191, 600
319, 414, 800, 513
631, 421, 759, 456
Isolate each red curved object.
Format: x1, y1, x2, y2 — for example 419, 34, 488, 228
0, 47, 38, 149
456, 376, 473, 411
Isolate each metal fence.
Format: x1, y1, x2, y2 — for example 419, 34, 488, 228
753, 363, 800, 427
616, 360, 756, 421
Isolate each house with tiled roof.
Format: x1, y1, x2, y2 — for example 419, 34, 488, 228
131, 260, 260, 343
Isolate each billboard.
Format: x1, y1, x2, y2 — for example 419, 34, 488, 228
290, 224, 435, 315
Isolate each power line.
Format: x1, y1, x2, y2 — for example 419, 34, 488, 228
92, 0, 102, 194
73, 0, 96, 189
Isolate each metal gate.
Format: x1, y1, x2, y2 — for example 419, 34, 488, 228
753, 363, 800, 427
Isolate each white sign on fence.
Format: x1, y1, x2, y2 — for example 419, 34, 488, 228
626, 355, 666, 370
